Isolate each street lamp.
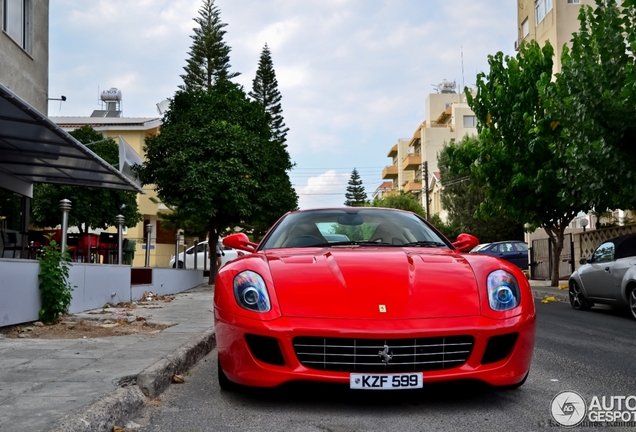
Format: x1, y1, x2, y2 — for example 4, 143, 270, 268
581, 218, 589, 232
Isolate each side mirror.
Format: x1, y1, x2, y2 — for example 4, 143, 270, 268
452, 233, 479, 253
579, 257, 589, 265
222, 233, 258, 253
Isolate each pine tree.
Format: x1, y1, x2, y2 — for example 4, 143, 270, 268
180, 0, 239, 90
249, 44, 289, 146
344, 168, 368, 207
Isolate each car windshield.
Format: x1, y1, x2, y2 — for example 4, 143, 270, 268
259, 208, 450, 250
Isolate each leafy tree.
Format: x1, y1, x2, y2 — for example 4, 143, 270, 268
137, 80, 297, 282
371, 192, 425, 217
249, 44, 289, 146
31, 126, 142, 233
180, 0, 239, 90
438, 138, 524, 244
541, 0, 636, 212
344, 168, 368, 206
462, 40, 587, 286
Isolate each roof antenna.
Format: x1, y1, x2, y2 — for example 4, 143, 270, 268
461, 46, 465, 95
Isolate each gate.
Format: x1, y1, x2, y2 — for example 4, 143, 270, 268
530, 234, 574, 280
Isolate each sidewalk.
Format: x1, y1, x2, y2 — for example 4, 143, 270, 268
0, 284, 216, 432
528, 279, 571, 302
0, 279, 568, 432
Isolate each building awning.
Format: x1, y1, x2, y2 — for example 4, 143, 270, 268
0, 82, 144, 194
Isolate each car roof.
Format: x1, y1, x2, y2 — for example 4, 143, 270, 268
607, 233, 636, 259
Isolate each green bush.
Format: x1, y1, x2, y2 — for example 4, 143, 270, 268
38, 235, 74, 323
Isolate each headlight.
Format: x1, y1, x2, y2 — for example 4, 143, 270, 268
233, 271, 271, 312
487, 270, 520, 311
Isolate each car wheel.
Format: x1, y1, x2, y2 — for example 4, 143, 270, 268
217, 357, 240, 392
504, 371, 528, 390
175, 261, 184, 268
629, 287, 636, 320
569, 281, 592, 311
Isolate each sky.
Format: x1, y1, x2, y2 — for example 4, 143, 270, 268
49, 0, 517, 209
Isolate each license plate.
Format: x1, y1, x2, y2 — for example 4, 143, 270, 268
350, 373, 423, 390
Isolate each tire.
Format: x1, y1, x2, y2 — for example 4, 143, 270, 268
629, 287, 636, 320
217, 357, 240, 392
176, 261, 184, 269
569, 281, 592, 311
504, 371, 529, 390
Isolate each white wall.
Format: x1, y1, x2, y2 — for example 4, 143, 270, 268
0, 261, 205, 327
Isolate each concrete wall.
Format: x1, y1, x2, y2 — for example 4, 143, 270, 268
67, 263, 131, 313
0, 259, 41, 326
0, 0, 49, 113
0, 260, 205, 327
131, 268, 205, 300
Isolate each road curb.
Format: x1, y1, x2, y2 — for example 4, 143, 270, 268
137, 328, 216, 398
48, 328, 217, 432
531, 288, 569, 303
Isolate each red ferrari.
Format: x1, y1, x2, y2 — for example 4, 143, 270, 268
214, 208, 535, 391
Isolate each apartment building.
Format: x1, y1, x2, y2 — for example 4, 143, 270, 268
51, 98, 176, 267
382, 83, 477, 221
516, 0, 594, 73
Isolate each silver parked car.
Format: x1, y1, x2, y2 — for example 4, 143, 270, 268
169, 240, 245, 269
568, 233, 636, 320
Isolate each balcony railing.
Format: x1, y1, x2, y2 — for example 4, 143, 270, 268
382, 165, 399, 179
403, 180, 422, 194
384, 189, 399, 197
402, 154, 421, 171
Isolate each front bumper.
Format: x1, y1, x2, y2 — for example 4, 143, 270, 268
215, 308, 535, 388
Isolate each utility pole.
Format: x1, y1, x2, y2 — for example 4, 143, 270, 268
423, 161, 430, 221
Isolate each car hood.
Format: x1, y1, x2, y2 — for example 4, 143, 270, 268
265, 248, 481, 319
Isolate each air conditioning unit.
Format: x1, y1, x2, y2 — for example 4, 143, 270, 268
514, 39, 522, 51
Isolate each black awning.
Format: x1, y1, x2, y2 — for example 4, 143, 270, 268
0, 82, 144, 194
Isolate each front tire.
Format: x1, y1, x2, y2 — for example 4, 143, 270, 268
503, 371, 528, 390
217, 357, 240, 392
569, 281, 592, 311
629, 287, 636, 320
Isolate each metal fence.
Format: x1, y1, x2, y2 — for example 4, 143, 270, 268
530, 234, 574, 280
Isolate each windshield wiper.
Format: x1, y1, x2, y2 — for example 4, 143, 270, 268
309, 241, 393, 247
403, 241, 448, 248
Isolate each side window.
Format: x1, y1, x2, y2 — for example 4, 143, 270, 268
514, 242, 528, 252
592, 242, 615, 263
195, 243, 207, 253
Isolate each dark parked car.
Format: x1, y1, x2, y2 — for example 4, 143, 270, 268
568, 233, 636, 320
470, 241, 529, 270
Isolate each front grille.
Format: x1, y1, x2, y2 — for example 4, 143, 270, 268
293, 336, 474, 373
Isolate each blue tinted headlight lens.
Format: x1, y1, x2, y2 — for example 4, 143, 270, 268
487, 270, 520, 311
233, 271, 271, 312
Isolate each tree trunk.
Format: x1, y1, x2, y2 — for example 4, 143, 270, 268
545, 226, 566, 287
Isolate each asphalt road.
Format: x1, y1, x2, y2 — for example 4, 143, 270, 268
130, 302, 636, 432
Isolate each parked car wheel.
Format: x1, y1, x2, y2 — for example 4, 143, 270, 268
172, 261, 183, 269
218, 358, 241, 392
569, 281, 592, 311
629, 287, 636, 320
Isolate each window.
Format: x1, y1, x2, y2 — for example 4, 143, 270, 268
2, 0, 29, 51
567, 0, 580, 4
463, 115, 477, 127
522, 18, 529, 38
535, 0, 553, 25
592, 242, 615, 263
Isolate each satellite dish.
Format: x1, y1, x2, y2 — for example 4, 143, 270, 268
156, 99, 170, 115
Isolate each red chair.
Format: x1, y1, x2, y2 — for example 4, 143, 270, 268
79, 233, 99, 263
97, 232, 118, 263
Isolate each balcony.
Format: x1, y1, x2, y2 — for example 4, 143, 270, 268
386, 144, 398, 158
382, 165, 398, 179
402, 154, 421, 171
403, 180, 422, 194
384, 189, 399, 197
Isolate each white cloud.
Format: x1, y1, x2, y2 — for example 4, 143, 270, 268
295, 170, 349, 209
